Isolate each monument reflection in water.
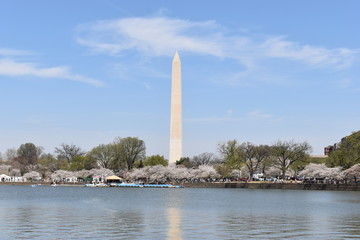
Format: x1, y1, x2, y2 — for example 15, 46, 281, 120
166, 186, 183, 240
167, 207, 182, 240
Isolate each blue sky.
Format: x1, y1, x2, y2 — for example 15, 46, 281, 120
0, 0, 359, 158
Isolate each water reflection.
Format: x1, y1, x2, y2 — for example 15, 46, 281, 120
167, 207, 182, 240
1, 186, 360, 239
1, 194, 146, 239
215, 213, 360, 239
165, 189, 184, 240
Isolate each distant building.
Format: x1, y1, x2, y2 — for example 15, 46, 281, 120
324, 142, 341, 155
324, 145, 334, 155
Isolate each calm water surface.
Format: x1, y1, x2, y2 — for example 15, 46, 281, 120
0, 186, 359, 239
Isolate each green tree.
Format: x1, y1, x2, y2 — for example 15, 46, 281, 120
243, 143, 271, 180
17, 143, 42, 165
68, 155, 97, 171
88, 144, 115, 169
218, 140, 243, 170
176, 157, 191, 167
133, 159, 144, 168
271, 140, 312, 179
215, 164, 232, 177
112, 137, 146, 171
328, 131, 360, 168
38, 153, 63, 177
55, 143, 85, 163
219, 141, 270, 180
144, 155, 168, 167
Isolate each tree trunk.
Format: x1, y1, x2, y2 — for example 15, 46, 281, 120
282, 167, 286, 180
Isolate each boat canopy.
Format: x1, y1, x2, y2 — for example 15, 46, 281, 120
105, 175, 122, 182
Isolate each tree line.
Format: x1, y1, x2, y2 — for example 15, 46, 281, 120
0, 131, 359, 181
0, 137, 151, 177
215, 131, 359, 180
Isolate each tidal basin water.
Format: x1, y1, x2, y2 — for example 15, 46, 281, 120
0, 186, 360, 239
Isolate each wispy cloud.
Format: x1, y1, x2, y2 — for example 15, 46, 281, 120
246, 110, 273, 119
188, 110, 280, 123
260, 37, 356, 69
0, 48, 33, 56
76, 17, 224, 57
246, 110, 283, 123
0, 58, 104, 87
76, 16, 358, 70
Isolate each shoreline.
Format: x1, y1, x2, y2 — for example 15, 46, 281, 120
1, 181, 359, 191
181, 182, 360, 191
0, 182, 84, 187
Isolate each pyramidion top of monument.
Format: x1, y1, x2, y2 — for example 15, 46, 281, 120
173, 51, 180, 62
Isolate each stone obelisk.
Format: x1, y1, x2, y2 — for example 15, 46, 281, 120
169, 51, 182, 164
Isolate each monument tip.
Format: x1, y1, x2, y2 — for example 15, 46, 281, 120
173, 51, 180, 61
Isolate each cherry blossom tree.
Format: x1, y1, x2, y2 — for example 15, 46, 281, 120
11, 168, 21, 177
89, 168, 114, 178
193, 165, 220, 178
341, 163, 360, 183
23, 171, 41, 181
51, 170, 76, 181
299, 163, 341, 179
0, 165, 11, 175
125, 165, 219, 182
264, 166, 295, 178
76, 170, 91, 179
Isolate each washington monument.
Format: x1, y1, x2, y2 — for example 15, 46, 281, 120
169, 51, 182, 164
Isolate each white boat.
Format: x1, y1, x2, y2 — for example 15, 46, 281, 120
85, 183, 109, 187
85, 183, 97, 187
85, 182, 183, 188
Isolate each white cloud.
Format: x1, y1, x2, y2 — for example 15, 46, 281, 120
76, 16, 358, 69
0, 48, 33, 56
247, 110, 273, 120
76, 17, 224, 57
187, 110, 282, 123
261, 37, 356, 69
0, 58, 104, 87
246, 110, 283, 123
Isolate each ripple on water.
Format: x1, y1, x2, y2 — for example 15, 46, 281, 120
0, 186, 360, 239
